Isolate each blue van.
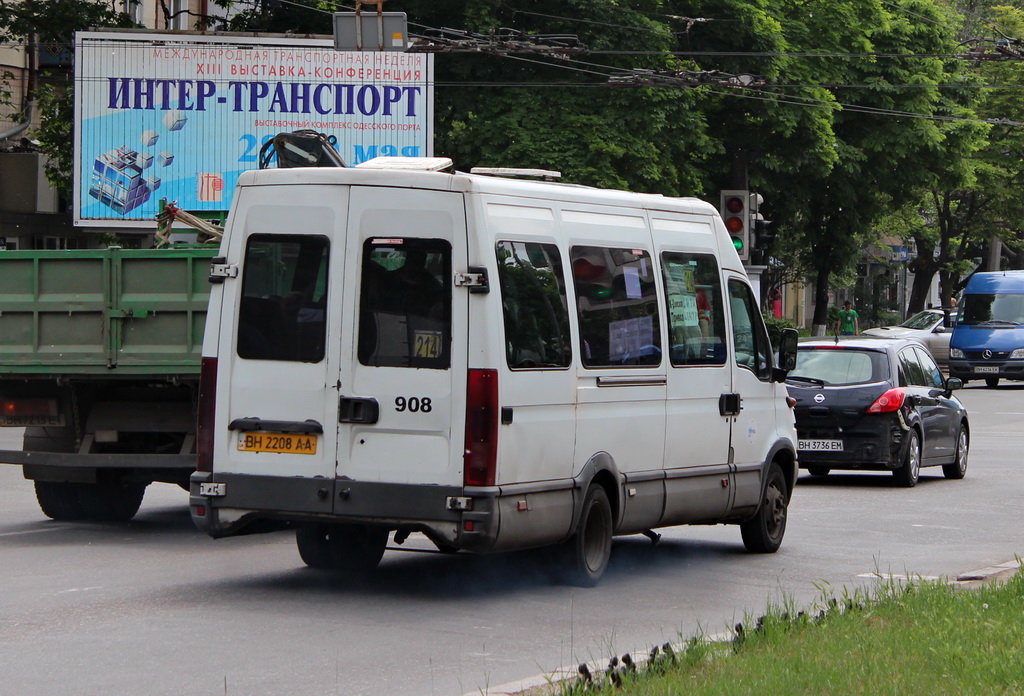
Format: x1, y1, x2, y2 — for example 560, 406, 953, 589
949, 270, 1024, 387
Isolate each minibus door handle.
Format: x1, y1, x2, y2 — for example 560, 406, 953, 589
719, 393, 742, 416
339, 397, 380, 424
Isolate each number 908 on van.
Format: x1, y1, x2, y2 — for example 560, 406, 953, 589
190, 159, 800, 586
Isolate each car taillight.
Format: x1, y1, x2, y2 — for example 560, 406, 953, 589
867, 387, 905, 414
464, 368, 498, 487
196, 357, 217, 472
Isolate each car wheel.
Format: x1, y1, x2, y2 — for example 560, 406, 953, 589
942, 425, 969, 480
894, 429, 921, 488
740, 463, 788, 553
985, 377, 1000, 388
557, 483, 612, 587
807, 466, 830, 477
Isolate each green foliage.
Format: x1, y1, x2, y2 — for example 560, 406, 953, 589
211, 0, 333, 33
560, 571, 1024, 695
0, 0, 134, 45
1, 0, 133, 193
762, 315, 796, 349
29, 81, 73, 196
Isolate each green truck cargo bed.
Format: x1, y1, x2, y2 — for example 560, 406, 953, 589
0, 246, 218, 375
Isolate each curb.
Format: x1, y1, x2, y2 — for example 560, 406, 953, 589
462, 558, 1023, 696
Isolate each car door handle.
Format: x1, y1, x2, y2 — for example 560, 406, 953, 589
339, 397, 380, 424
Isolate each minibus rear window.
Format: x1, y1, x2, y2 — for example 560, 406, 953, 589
237, 234, 328, 362
358, 238, 451, 369
570, 246, 661, 368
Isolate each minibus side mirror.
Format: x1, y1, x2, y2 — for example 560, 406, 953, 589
773, 328, 799, 382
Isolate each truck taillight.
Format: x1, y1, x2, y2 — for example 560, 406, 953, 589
464, 368, 498, 487
1, 398, 58, 417
197, 357, 217, 472
867, 387, 906, 414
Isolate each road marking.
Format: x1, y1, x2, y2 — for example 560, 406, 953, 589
0, 527, 61, 538
57, 587, 103, 594
856, 572, 941, 581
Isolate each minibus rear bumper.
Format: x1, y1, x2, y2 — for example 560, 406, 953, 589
189, 471, 573, 553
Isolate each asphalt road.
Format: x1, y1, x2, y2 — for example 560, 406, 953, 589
0, 383, 1021, 695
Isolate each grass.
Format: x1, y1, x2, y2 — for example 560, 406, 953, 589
558, 570, 1024, 695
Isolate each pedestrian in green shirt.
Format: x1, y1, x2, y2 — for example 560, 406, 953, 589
836, 300, 859, 335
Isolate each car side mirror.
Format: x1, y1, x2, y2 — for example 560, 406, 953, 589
945, 377, 963, 393
773, 328, 799, 382
933, 326, 945, 334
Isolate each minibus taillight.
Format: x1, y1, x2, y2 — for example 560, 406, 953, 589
196, 357, 218, 472
464, 368, 498, 487
867, 387, 906, 414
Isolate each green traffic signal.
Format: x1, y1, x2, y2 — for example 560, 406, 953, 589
732, 236, 744, 252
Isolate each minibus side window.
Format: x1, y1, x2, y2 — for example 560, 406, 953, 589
357, 238, 451, 369
237, 234, 329, 362
496, 241, 572, 369
661, 253, 727, 366
570, 246, 661, 368
727, 279, 773, 380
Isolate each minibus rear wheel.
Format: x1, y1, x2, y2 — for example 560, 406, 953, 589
559, 483, 612, 587
296, 523, 389, 572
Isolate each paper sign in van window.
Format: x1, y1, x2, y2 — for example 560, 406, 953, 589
624, 266, 642, 299
371, 238, 404, 245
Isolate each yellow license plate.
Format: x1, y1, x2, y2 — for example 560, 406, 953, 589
236, 432, 318, 455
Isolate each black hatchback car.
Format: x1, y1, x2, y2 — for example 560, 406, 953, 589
786, 337, 969, 487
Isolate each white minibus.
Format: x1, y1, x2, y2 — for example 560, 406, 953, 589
191, 159, 800, 586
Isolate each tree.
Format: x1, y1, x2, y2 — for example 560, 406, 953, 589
763, 0, 984, 330
1, 0, 133, 191
398, 0, 727, 195
897, 3, 1024, 313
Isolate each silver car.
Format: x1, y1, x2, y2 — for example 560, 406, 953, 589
863, 309, 955, 366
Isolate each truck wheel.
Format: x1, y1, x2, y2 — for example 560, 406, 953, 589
558, 483, 612, 587
34, 481, 87, 521
78, 482, 148, 522
806, 466, 830, 477
296, 523, 389, 572
985, 377, 999, 388
740, 463, 789, 553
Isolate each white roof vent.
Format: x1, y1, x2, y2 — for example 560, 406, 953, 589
354, 156, 453, 171
470, 167, 562, 180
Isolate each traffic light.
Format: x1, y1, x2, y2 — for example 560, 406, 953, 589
720, 190, 749, 261
753, 217, 775, 250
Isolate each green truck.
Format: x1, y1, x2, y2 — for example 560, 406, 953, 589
0, 245, 218, 521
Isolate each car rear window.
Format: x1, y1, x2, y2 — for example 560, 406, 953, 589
790, 348, 889, 385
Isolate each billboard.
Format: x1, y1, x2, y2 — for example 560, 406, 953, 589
74, 30, 433, 226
